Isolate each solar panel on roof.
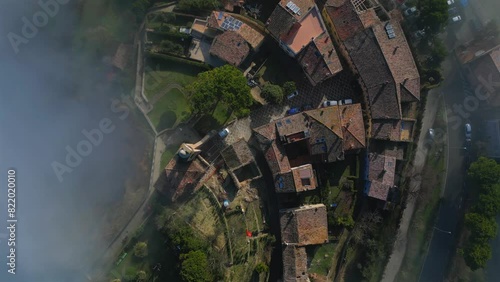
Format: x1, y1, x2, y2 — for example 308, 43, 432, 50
286, 1, 293, 9
218, 11, 223, 20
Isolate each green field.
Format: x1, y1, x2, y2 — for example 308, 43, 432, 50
148, 88, 191, 131
308, 243, 338, 276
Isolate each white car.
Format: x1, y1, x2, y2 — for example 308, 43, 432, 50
287, 90, 299, 100
447, 0, 455, 5
338, 99, 353, 105
322, 100, 338, 107
404, 7, 417, 16
219, 128, 230, 138
452, 15, 462, 22
465, 123, 471, 142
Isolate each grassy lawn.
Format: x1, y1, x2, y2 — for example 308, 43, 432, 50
144, 57, 204, 99
148, 88, 191, 131
308, 243, 338, 276
193, 103, 233, 135
160, 143, 180, 169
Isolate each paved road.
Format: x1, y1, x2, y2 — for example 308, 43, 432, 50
418, 4, 485, 280
418, 58, 467, 281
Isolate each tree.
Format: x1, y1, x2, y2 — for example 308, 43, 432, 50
474, 186, 500, 217
334, 215, 355, 229
187, 65, 252, 117
261, 83, 284, 104
464, 212, 498, 242
426, 38, 448, 68
133, 242, 148, 258
282, 81, 296, 96
464, 241, 492, 270
166, 225, 208, 253
255, 262, 269, 274
179, 250, 213, 282
177, 0, 221, 13
110, 279, 121, 282
417, 0, 449, 33
468, 157, 500, 186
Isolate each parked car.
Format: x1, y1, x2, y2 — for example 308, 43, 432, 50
465, 123, 471, 142
404, 7, 417, 16
338, 99, 353, 105
287, 107, 300, 115
219, 128, 230, 138
247, 79, 258, 88
452, 15, 462, 22
447, 0, 455, 5
322, 100, 338, 107
428, 128, 435, 139
287, 90, 299, 100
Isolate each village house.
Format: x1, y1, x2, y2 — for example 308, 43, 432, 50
220, 138, 262, 187
190, 11, 265, 67
280, 204, 329, 281
322, 0, 420, 142
365, 152, 397, 202
266, 0, 343, 85
254, 104, 365, 193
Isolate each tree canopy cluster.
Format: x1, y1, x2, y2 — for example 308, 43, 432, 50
260, 81, 296, 105
155, 209, 214, 282
187, 65, 253, 117
417, 0, 449, 33
463, 157, 500, 270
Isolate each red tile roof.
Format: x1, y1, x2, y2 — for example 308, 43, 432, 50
372, 20, 420, 101
324, 0, 365, 41
209, 31, 250, 66
297, 31, 343, 85
367, 153, 396, 201
280, 204, 329, 245
283, 246, 309, 282
254, 105, 365, 192
158, 154, 208, 201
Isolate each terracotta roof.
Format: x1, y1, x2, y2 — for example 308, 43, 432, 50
344, 29, 401, 119
254, 105, 365, 192
297, 31, 343, 85
291, 164, 317, 192
324, 0, 365, 41
238, 23, 265, 49
280, 7, 325, 54
371, 119, 402, 141
207, 11, 265, 49
220, 139, 254, 170
367, 153, 396, 201
209, 31, 250, 66
278, 0, 316, 21
266, 5, 296, 40
372, 20, 420, 101
283, 245, 309, 282
158, 155, 208, 201
280, 204, 329, 246
339, 104, 366, 150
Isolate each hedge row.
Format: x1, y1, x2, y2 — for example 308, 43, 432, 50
145, 51, 211, 70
